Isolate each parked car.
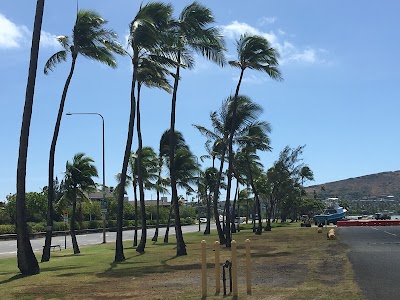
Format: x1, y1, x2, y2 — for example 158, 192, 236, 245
375, 213, 391, 220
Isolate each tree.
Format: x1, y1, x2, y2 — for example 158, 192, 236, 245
16, 0, 45, 275
135, 57, 171, 252
264, 146, 305, 230
115, 1, 172, 263
194, 95, 264, 244
42, 10, 124, 262
199, 167, 218, 234
63, 153, 98, 254
164, 147, 199, 243
133, 147, 158, 253
237, 120, 272, 234
166, 1, 225, 256
225, 33, 282, 245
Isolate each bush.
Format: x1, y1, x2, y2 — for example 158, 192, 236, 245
0, 224, 15, 234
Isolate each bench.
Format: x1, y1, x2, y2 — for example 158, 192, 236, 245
43, 244, 61, 251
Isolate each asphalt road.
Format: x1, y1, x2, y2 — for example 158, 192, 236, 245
338, 226, 400, 300
0, 223, 214, 259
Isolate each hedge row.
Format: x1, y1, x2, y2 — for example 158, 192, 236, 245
0, 217, 195, 235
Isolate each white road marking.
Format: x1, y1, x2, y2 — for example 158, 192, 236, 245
371, 227, 379, 230
384, 231, 397, 236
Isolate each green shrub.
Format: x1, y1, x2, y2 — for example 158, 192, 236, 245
0, 224, 15, 234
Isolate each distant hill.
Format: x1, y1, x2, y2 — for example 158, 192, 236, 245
305, 171, 400, 200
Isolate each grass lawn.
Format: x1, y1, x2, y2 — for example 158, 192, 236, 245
0, 223, 364, 300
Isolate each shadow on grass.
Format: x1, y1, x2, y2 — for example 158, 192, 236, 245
97, 252, 205, 279
251, 251, 292, 258
0, 273, 33, 285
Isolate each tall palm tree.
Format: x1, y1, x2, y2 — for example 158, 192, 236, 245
199, 167, 218, 235
237, 120, 272, 234
134, 147, 158, 253
115, 1, 172, 263
225, 33, 282, 246
194, 95, 264, 246
135, 58, 171, 252
42, 10, 124, 262
167, 2, 225, 256
16, 0, 44, 275
63, 153, 98, 254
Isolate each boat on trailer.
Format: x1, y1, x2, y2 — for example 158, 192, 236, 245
313, 198, 347, 225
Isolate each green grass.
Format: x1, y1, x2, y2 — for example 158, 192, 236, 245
0, 224, 364, 300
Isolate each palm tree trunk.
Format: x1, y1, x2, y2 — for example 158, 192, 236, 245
16, 0, 44, 275
204, 189, 211, 235
42, 53, 77, 262
70, 193, 80, 254
163, 204, 173, 243
245, 154, 262, 235
115, 56, 137, 262
212, 142, 227, 245
169, 57, 186, 256
133, 179, 138, 247
231, 180, 239, 234
136, 84, 147, 253
152, 187, 160, 242
225, 68, 245, 248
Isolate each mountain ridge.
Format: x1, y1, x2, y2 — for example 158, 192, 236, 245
305, 170, 400, 200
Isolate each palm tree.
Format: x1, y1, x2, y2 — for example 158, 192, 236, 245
237, 121, 272, 234
63, 153, 98, 254
167, 2, 225, 256
194, 95, 265, 246
42, 10, 124, 262
225, 33, 282, 245
135, 58, 171, 252
16, 0, 44, 275
115, 1, 172, 263
199, 167, 218, 235
134, 147, 158, 253
300, 166, 314, 187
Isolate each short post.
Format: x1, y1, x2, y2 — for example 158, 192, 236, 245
245, 239, 251, 294
231, 240, 238, 297
214, 241, 220, 294
201, 240, 207, 298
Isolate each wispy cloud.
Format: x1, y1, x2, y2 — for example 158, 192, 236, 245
0, 13, 59, 50
220, 21, 329, 66
0, 14, 27, 48
258, 16, 277, 26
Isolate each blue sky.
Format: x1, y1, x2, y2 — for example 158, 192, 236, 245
1, 0, 400, 202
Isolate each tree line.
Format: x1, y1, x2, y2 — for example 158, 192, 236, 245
15, 1, 319, 275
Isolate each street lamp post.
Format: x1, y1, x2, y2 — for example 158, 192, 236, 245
66, 112, 107, 243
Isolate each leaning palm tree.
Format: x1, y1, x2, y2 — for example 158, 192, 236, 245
135, 59, 171, 252
224, 33, 282, 246
194, 95, 264, 246
237, 120, 272, 234
42, 10, 124, 262
63, 153, 98, 254
134, 146, 159, 253
115, 1, 173, 262
16, 0, 44, 275
166, 2, 225, 256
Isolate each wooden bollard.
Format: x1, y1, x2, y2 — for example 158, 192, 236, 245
327, 229, 336, 240
201, 240, 207, 297
214, 241, 220, 294
245, 239, 251, 294
231, 240, 238, 297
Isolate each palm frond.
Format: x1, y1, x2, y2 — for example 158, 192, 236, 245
44, 50, 68, 75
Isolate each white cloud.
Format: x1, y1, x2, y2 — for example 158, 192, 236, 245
0, 13, 59, 50
220, 21, 329, 66
40, 31, 61, 49
0, 14, 27, 49
258, 16, 277, 26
